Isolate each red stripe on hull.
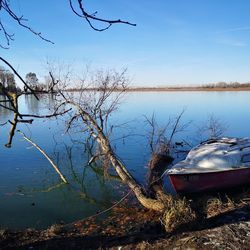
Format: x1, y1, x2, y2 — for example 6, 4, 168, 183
168, 168, 250, 194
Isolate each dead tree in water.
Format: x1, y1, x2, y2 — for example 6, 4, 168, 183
52, 69, 187, 211
145, 112, 187, 197
0, 1, 195, 227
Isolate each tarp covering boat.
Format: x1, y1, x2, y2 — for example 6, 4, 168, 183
167, 138, 250, 193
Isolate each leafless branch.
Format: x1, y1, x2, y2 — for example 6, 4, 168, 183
0, 19, 14, 48
69, 0, 136, 31
0, 0, 53, 48
0, 118, 7, 126
21, 108, 72, 119
168, 109, 186, 146
0, 102, 15, 112
196, 114, 228, 141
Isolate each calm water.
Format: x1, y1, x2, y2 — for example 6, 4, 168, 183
1, 91, 250, 229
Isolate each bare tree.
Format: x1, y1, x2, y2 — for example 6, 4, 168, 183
0, 1, 176, 214
144, 111, 191, 197
40, 68, 184, 212
44, 60, 74, 93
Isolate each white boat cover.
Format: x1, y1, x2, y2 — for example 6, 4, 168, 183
168, 137, 250, 174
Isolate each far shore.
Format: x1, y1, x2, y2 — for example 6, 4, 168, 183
65, 86, 250, 92
2, 86, 250, 96
124, 86, 250, 92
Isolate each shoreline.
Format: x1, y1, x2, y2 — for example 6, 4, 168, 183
2, 87, 250, 96
65, 87, 250, 92
126, 87, 250, 92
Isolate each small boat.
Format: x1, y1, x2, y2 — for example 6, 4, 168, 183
167, 137, 250, 193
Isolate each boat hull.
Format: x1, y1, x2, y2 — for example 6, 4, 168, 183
168, 167, 250, 194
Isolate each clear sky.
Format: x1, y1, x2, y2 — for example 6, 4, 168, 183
1, 0, 250, 86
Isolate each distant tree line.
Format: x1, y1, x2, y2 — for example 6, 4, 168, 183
202, 81, 250, 89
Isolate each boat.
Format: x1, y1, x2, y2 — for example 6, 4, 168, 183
167, 137, 250, 193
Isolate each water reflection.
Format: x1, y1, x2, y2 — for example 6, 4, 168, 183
1, 91, 250, 229
23, 94, 57, 115
0, 95, 12, 121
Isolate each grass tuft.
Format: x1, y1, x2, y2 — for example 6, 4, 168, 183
161, 198, 196, 232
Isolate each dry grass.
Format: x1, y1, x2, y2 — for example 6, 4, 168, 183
206, 195, 236, 217
160, 189, 248, 233
161, 197, 196, 232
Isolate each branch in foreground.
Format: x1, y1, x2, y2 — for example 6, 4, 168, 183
21, 108, 72, 119
69, 0, 136, 31
0, 0, 54, 47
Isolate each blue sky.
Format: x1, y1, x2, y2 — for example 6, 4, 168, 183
1, 0, 250, 86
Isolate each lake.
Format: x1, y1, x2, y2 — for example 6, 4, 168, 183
1, 91, 250, 229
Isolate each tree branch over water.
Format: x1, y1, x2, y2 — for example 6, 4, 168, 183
69, 0, 136, 31
0, 0, 53, 48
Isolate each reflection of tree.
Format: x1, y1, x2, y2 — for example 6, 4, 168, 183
196, 114, 228, 142
0, 95, 12, 122
24, 94, 57, 116
3, 91, 71, 148
63, 143, 122, 205
21, 182, 65, 195
13, 139, 121, 207
24, 94, 40, 114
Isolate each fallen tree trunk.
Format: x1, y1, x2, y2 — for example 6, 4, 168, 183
69, 102, 169, 211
